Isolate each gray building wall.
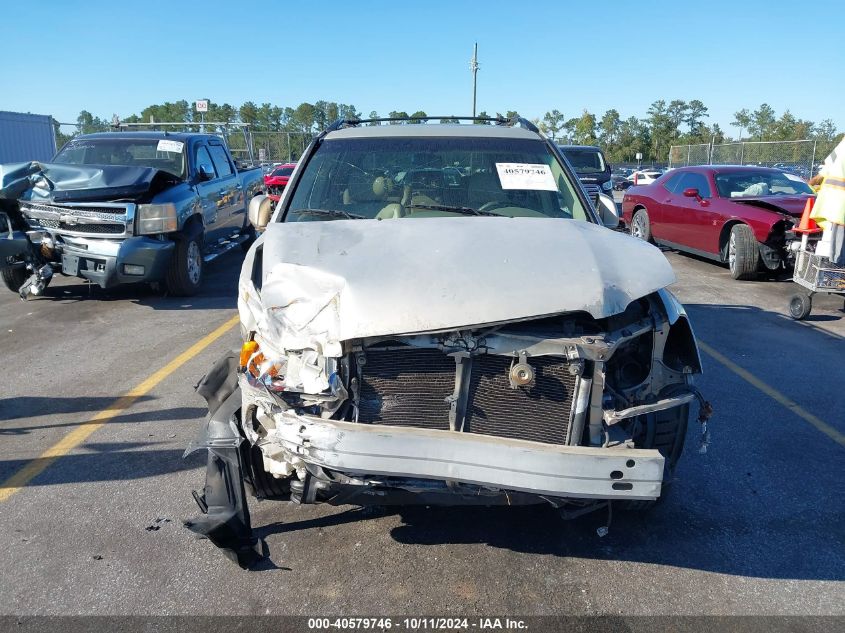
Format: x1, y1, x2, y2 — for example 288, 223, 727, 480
0, 111, 57, 163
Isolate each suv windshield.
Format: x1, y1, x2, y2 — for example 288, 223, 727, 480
285, 136, 590, 222
714, 170, 813, 198
54, 138, 186, 178
559, 147, 606, 174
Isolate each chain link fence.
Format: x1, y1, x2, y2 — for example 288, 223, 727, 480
53, 122, 315, 166
250, 131, 314, 164
668, 139, 839, 180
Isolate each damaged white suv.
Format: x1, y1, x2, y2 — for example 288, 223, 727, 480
185, 116, 708, 566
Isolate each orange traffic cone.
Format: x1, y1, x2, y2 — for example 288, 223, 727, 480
793, 197, 821, 234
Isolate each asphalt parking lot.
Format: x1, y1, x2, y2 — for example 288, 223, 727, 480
0, 231, 843, 617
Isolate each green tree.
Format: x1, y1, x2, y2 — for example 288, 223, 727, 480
731, 108, 751, 141
816, 119, 838, 141
542, 109, 565, 140
387, 111, 409, 123
440, 116, 460, 124
666, 100, 688, 139
409, 110, 428, 123
292, 102, 317, 133
574, 110, 597, 145
685, 99, 709, 138
647, 100, 674, 160
749, 103, 776, 140
239, 101, 259, 127
76, 110, 107, 134
474, 111, 491, 124
367, 110, 380, 125
599, 109, 621, 148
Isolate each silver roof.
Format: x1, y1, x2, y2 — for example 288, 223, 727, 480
326, 124, 541, 140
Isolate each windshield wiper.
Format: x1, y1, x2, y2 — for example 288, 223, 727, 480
292, 208, 365, 220
405, 203, 501, 217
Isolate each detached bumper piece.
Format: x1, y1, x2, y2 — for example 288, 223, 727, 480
185, 438, 260, 569
184, 354, 261, 568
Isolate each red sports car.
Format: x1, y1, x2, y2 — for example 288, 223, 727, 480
264, 162, 297, 200
621, 166, 814, 280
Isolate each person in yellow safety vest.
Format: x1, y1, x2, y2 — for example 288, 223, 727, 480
809, 136, 845, 265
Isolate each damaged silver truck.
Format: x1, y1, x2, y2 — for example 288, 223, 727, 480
0, 132, 263, 298
186, 116, 710, 566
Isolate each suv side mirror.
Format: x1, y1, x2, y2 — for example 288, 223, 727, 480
248, 195, 274, 230
197, 163, 215, 182
596, 193, 620, 229
683, 187, 700, 198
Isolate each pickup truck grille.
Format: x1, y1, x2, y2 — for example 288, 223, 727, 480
358, 347, 576, 445
19, 201, 132, 238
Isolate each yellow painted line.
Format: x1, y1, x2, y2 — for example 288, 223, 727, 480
0, 314, 240, 502
698, 340, 845, 448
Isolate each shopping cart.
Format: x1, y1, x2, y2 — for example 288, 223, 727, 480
788, 245, 845, 319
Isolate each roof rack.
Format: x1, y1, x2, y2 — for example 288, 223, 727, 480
322, 115, 539, 134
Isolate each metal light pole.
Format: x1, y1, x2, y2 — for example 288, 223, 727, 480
470, 43, 479, 117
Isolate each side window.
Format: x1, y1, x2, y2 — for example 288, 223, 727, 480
663, 173, 685, 193
678, 173, 712, 198
195, 146, 215, 178
208, 144, 234, 177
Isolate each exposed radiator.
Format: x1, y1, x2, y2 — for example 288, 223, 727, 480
358, 347, 576, 444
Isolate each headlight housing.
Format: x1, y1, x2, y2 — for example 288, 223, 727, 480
602, 180, 613, 191
136, 203, 178, 235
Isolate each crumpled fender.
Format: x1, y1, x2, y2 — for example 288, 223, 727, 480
0, 211, 31, 262
184, 352, 262, 568
657, 288, 703, 374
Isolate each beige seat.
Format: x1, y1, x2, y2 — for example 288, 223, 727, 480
342, 172, 388, 218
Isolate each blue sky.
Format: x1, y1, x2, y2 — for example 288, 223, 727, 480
2, 0, 843, 133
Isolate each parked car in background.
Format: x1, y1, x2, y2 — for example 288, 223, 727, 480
621, 165, 815, 280
0, 132, 264, 297
613, 175, 633, 190
557, 144, 613, 200
264, 162, 297, 200
627, 169, 663, 186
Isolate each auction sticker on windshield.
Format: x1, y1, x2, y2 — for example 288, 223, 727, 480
495, 163, 557, 191
156, 139, 184, 153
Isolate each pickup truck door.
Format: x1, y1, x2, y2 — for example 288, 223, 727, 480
194, 144, 225, 224
205, 141, 244, 243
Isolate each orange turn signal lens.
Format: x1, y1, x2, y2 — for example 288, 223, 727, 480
240, 340, 259, 369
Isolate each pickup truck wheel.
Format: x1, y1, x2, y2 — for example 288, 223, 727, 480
1, 266, 28, 293
630, 209, 652, 243
728, 224, 761, 280
165, 234, 203, 296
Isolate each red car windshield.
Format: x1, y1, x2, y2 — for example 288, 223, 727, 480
715, 171, 813, 198
271, 166, 294, 177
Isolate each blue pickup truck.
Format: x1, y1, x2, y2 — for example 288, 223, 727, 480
0, 131, 264, 297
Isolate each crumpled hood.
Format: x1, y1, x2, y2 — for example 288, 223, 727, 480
0, 161, 181, 203
242, 217, 675, 355
732, 194, 813, 217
